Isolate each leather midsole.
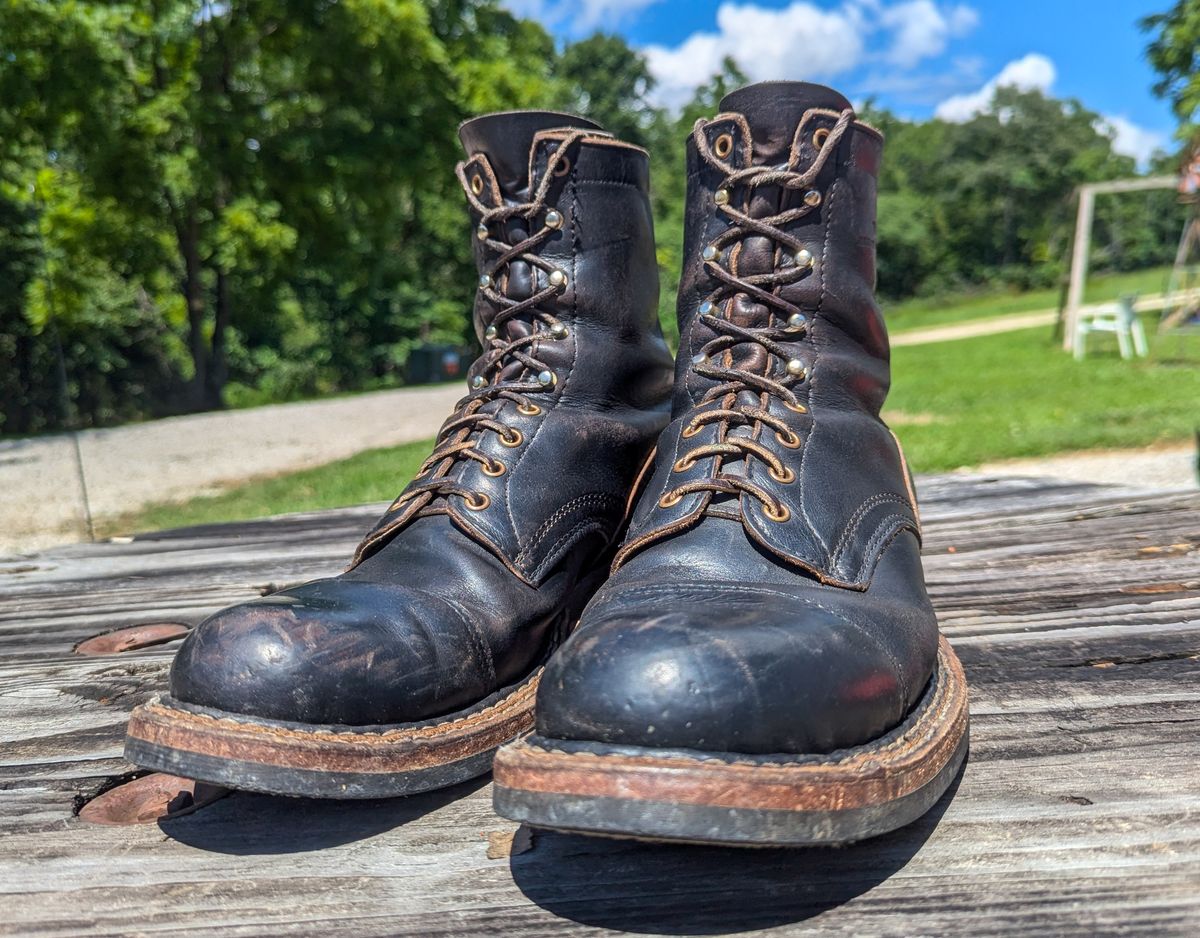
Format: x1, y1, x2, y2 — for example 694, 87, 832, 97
127, 669, 540, 775
493, 636, 968, 812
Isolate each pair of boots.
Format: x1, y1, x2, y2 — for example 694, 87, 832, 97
126, 81, 968, 848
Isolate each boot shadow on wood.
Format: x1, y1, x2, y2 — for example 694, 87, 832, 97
509, 759, 963, 935
156, 775, 488, 855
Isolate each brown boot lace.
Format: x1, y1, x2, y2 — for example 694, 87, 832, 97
659, 110, 854, 523
392, 130, 589, 515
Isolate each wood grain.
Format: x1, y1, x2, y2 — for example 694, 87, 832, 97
1, 474, 1198, 936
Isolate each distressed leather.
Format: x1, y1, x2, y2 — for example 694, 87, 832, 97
168, 111, 674, 726
535, 82, 940, 755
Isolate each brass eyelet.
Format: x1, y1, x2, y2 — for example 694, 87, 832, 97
769, 465, 796, 484
499, 428, 524, 448
672, 456, 696, 473
464, 492, 490, 511
784, 400, 808, 414
763, 502, 791, 523
482, 459, 506, 477
713, 132, 734, 158
659, 490, 684, 509
775, 429, 802, 449
470, 174, 484, 195
516, 402, 541, 416
552, 155, 571, 177
812, 127, 830, 149
681, 422, 703, 438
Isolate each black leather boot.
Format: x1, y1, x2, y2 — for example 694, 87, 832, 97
494, 83, 969, 845
126, 112, 674, 798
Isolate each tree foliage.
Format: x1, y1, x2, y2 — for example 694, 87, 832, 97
0, 5, 1189, 434
1144, 0, 1200, 142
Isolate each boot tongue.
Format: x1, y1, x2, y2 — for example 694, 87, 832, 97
718, 81, 852, 164
458, 110, 602, 192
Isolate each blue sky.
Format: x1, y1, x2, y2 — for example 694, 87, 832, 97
504, 0, 1179, 165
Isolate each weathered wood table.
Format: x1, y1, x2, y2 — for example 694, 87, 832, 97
3, 475, 1198, 936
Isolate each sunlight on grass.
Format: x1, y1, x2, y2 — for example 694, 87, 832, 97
111, 438, 433, 536
116, 271, 1200, 533
890, 326, 1200, 472
887, 266, 1176, 331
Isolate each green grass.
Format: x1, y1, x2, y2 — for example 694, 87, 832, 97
108, 437, 433, 536
116, 272, 1199, 534
890, 324, 1200, 472
887, 266, 1176, 331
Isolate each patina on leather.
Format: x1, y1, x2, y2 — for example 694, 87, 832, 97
168, 111, 674, 726
535, 82, 939, 755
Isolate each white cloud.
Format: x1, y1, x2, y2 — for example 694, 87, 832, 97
1098, 115, 1168, 168
644, 3, 868, 108
933, 52, 1056, 122
640, 1, 979, 110
879, 1, 978, 68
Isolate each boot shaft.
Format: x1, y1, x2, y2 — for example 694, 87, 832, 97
354, 111, 673, 582
616, 82, 920, 589
675, 81, 890, 418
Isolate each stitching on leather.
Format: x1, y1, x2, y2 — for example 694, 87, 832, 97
517, 492, 621, 563
829, 492, 913, 566
516, 642, 953, 769
852, 513, 915, 577
502, 174, 581, 551
530, 517, 607, 582
141, 673, 539, 742
794, 175, 843, 557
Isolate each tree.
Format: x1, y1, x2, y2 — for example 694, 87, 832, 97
555, 34, 658, 145
1144, 0, 1200, 142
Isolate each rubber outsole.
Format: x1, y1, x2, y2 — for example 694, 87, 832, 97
124, 670, 540, 799
492, 637, 969, 846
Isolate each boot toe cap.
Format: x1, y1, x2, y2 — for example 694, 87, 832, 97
169, 579, 490, 726
536, 589, 921, 755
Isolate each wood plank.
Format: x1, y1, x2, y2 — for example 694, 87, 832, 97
1, 474, 1198, 936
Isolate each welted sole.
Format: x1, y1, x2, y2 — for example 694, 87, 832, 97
493, 637, 969, 846
125, 671, 540, 799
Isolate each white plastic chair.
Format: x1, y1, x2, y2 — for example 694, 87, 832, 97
1074, 294, 1148, 361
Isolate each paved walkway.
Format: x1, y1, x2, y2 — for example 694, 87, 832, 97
891, 309, 1057, 346
0, 385, 461, 555
889, 287, 1200, 347
972, 442, 1196, 491
5, 297, 1197, 555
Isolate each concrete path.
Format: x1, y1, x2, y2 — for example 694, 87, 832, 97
891, 309, 1057, 346
889, 287, 1200, 347
5, 292, 1197, 556
971, 442, 1197, 491
0, 384, 461, 556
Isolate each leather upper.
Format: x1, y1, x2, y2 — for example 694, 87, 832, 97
534, 82, 939, 756
168, 112, 674, 726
